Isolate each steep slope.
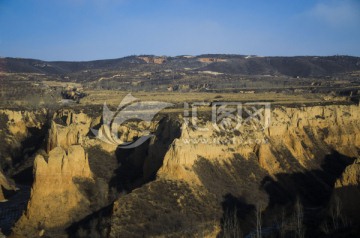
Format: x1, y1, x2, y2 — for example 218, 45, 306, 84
2, 103, 359, 237
0, 109, 48, 182
0, 171, 16, 201
8, 110, 101, 237
109, 104, 360, 237
9, 111, 181, 237
331, 158, 360, 227
14, 145, 93, 236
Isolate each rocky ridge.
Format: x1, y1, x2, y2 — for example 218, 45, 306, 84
0, 103, 359, 237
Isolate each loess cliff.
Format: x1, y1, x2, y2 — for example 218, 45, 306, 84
109, 104, 360, 237
0, 103, 359, 237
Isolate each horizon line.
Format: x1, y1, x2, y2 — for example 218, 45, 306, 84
1, 53, 359, 63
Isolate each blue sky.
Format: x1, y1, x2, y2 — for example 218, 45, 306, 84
0, 0, 360, 61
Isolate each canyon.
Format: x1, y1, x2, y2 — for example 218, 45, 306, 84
0, 102, 358, 237
0, 54, 360, 237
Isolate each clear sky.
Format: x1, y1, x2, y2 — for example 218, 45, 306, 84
0, 0, 360, 61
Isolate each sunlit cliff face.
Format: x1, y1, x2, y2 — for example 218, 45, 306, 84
0, 103, 358, 237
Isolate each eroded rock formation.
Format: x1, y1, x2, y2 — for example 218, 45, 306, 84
0, 109, 47, 171
0, 170, 16, 201
335, 158, 360, 187
3, 103, 360, 237
14, 145, 93, 236
47, 110, 94, 152
331, 158, 360, 225
110, 104, 360, 237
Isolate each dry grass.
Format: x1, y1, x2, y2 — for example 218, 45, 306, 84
81, 90, 327, 107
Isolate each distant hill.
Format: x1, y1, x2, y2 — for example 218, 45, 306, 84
0, 56, 145, 75
1, 55, 360, 77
